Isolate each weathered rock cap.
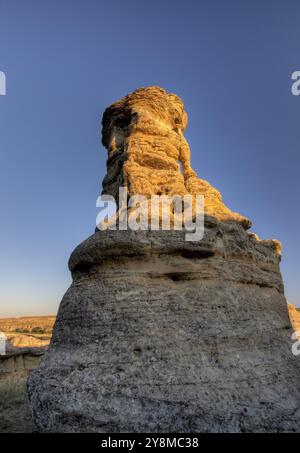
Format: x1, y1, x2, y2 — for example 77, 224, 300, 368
102, 86, 187, 148
100, 86, 252, 230
69, 223, 283, 293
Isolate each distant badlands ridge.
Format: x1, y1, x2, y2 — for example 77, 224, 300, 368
0, 316, 55, 350
0, 316, 55, 333
0, 308, 299, 350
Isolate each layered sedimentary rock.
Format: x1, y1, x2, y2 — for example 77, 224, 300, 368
289, 305, 300, 340
101, 86, 251, 229
28, 87, 300, 432
0, 350, 44, 376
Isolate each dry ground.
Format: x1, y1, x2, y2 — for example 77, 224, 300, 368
0, 316, 55, 433
0, 374, 34, 433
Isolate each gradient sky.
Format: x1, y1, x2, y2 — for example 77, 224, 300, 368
0, 0, 299, 316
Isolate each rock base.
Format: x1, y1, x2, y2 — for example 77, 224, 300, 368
28, 223, 300, 432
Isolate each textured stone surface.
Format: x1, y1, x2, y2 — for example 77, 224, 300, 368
28, 87, 300, 432
28, 226, 300, 432
101, 86, 251, 229
289, 305, 300, 339
1, 350, 44, 375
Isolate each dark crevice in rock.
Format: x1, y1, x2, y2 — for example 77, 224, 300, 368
176, 249, 215, 259
165, 272, 193, 281
72, 262, 93, 274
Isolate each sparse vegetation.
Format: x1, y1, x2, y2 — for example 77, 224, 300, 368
0, 316, 55, 334
31, 327, 46, 334
0, 316, 54, 432
0, 376, 34, 433
0, 379, 27, 408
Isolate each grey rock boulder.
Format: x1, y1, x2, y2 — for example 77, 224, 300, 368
28, 222, 300, 432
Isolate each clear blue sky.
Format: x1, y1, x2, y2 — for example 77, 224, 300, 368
0, 0, 299, 316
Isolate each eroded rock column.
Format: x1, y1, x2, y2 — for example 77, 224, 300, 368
28, 87, 300, 433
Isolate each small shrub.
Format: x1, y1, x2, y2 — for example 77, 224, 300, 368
31, 327, 45, 334
15, 328, 29, 334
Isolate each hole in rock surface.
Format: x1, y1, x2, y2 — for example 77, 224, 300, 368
72, 262, 93, 274
177, 249, 214, 259
166, 272, 191, 281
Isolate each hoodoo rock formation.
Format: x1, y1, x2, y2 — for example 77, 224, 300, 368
101, 86, 251, 229
28, 87, 300, 432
